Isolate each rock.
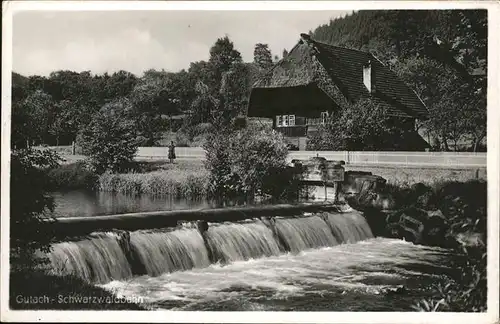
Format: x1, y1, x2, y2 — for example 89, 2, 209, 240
383, 285, 407, 295
422, 210, 449, 247
416, 190, 435, 209
455, 231, 485, 248
362, 208, 391, 237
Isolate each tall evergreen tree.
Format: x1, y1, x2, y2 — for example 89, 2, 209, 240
253, 43, 273, 70
208, 36, 242, 92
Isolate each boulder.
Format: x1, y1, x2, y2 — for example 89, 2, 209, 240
342, 172, 388, 211
454, 231, 485, 248
422, 210, 449, 246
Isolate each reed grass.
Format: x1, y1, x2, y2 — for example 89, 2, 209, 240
97, 169, 209, 198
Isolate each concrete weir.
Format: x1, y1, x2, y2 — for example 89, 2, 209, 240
49, 202, 347, 239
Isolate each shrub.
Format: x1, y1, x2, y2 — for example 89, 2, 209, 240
10, 148, 62, 271
307, 98, 407, 151
47, 161, 98, 190
77, 99, 139, 174
174, 131, 191, 147
204, 127, 302, 202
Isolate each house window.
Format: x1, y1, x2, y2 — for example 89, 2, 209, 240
363, 60, 372, 93
321, 111, 329, 125
276, 115, 296, 127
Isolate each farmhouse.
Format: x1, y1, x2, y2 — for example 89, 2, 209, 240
247, 33, 429, 151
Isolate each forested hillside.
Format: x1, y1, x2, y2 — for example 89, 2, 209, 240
311, 10, 487, 151
11, 10, 487, 151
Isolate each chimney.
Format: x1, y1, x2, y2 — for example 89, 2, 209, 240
363, 60, 372, 93
300, 33, 312, 44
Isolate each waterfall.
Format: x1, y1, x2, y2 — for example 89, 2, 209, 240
323, 212, 374, 244
47, 211, 376, 284
204, 220, 283, 263
47, 232, 132, 284
129, 228, 211, 277
274, 216, 339, 253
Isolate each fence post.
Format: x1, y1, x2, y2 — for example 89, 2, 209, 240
72, 141, 76, 155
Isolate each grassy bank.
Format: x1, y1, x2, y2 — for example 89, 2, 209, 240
10, 269, 146, 310
47, 160, 210, 198
97, 160, 209, 198
345, 164, 486, 185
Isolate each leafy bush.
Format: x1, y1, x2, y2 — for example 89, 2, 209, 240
204, 127, 302, 202
307, 98, 412, 151
10, 148, 62, 271
47, 161, 98, 190
77, 99, 139, 173
174, 131, 191, 147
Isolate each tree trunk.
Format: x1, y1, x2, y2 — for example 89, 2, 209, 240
441, 133, 449, 151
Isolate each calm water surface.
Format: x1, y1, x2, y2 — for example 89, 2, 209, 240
52, 190, 214, 217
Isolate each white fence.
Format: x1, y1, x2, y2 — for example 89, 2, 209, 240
288, 151, 486, 168
136, 147, 486, 168
137, 147, 205, 159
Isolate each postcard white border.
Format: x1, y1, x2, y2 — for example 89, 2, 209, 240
2, 1, 499, 323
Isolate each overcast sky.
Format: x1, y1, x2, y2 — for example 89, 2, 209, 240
12, 10, 350, 77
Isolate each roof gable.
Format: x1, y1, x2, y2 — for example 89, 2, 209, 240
252, 35, 429, 119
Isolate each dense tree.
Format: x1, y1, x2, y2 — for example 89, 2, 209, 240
208, 36, 243, 92
307, 99, 404, 151
77, 99, 138, 173
204, 127, 296, 203
20, 90, 54, 145
219, 63, 252, 124
103, 70, 138, 100
253, 43, 273, 70
10, 148, 62, 271
190, 80, 219, 125
128, 71, 176, 145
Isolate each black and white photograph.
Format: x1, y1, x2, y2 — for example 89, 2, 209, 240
1, 1, 498, 323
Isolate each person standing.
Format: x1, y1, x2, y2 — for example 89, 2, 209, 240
168, 141, 176, 163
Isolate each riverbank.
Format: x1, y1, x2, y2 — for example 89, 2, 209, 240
48, 158, 484, 193
97, 161, 209, 198
48, 160, 209, 197
344, 164, 486, 185
358, 179, 487, 312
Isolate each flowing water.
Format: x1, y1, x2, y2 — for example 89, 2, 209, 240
47, 212, 454, 311
129, 228, 211, 277
48, 232, 133, 284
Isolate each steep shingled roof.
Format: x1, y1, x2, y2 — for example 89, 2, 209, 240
250, 34, 428, 119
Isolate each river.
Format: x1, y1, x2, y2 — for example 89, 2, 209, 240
47, 207, 455, 311
102, 238, 453, 311
51, 190, 214, 217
